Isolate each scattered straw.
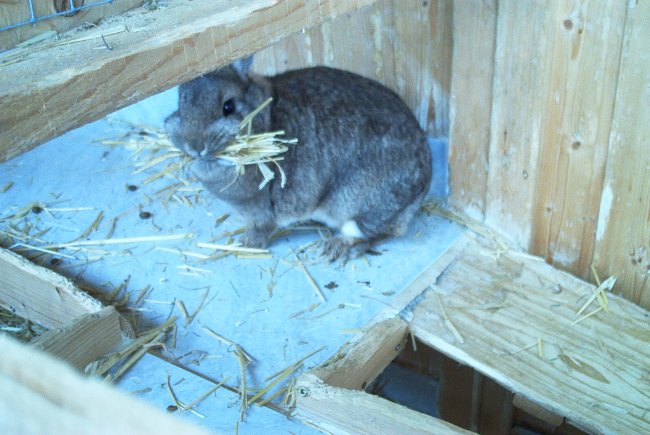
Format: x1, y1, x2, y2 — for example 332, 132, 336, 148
0, 182, 13, 193
422, 201, 508, 253
44, 233, 193, 249
197, 242, 268, 254
574, 275, 616, 324
293, 251, 326, 302
436, 294, 464, 344
166, 375, 206, 418
202, 326, 253, 421
87, 316, 176, 381
249, 346, 324, 407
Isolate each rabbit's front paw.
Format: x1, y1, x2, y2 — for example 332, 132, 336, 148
320, 237, 369, 264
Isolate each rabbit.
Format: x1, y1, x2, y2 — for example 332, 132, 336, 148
164, 59, 432, 261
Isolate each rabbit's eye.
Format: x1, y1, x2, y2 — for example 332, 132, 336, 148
222, 99, 236, 117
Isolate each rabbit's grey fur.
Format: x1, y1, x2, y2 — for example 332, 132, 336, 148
165, 62, 432, 260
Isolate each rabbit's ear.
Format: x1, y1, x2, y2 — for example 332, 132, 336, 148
232, 55, 254, 80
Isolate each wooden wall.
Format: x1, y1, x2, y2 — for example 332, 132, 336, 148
252, 0, 454, 139
255, 0, 650, 309
449, 0, 650, 309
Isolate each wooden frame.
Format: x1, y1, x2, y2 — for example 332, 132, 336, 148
0, 247, 132, 370
292, 233, 650, 434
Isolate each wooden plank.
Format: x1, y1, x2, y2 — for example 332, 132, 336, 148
485, 1, 554, 248
390, 0, 452, 137
31, 306, 131, 371
448, 0, 497, 220
313, 317, 409, 391
593, 1, 650, 309
252, 0, 454, 137
0, 334, 212, 435
0, 0, 142, 51
410, 235, 650, 434
293, 373, 474, 435
0, 247, 102, 328
0, 0, 378, 162
529, 1, 627, 278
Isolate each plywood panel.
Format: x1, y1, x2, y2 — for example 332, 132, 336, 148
593, 1, 650, 309
448, 0, 497, 220
252, 0, 453, 137
529, 1, 627, 278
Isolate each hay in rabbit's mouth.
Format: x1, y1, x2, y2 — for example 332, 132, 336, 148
102, 97, 297, 191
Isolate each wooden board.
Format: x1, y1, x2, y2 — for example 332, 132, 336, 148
252, 0, 453, 137
0, 247, 102, 328
447, 0, 497, 220
593, 0, 650, 309
293, 373, 473, 435
0, 334, 211, 435
31, 305, 130, 371
313, 317, 409, 391
0, 0, 378, 162
0, 0, 142, 51
409, 235, 650, 434
528, 1, 626, 278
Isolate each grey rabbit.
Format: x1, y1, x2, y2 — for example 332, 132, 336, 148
165, 59, 432, 261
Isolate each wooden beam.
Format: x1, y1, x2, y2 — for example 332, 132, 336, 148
0, 247, 102, 328
31, 306, 132, 371
0, 0, 378, 162
293, 373, 474, 435
0, 334, 211, 435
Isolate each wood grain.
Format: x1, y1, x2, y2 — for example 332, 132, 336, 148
0, 334, 211, 435
0, 247, 102, 328
593, 0, 650, 309
410, 235, 650, 434
448, 0, 497, 220
294, 373, 474, 434
31, 306, 129, 371
312, 317, 408, 391
0, 0, 378, 162
529, 0, 626, 278
484, 1, 551, 248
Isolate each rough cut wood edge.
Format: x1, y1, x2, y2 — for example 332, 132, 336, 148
0, 0, 378, 162
0, 0, 142, 51
31, 306, 132, 371
0, 334, 212, 435
312, 316, 409, 390
293, 373, 474, 435
410, 236, 650, 435
0, 247, 102, 328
